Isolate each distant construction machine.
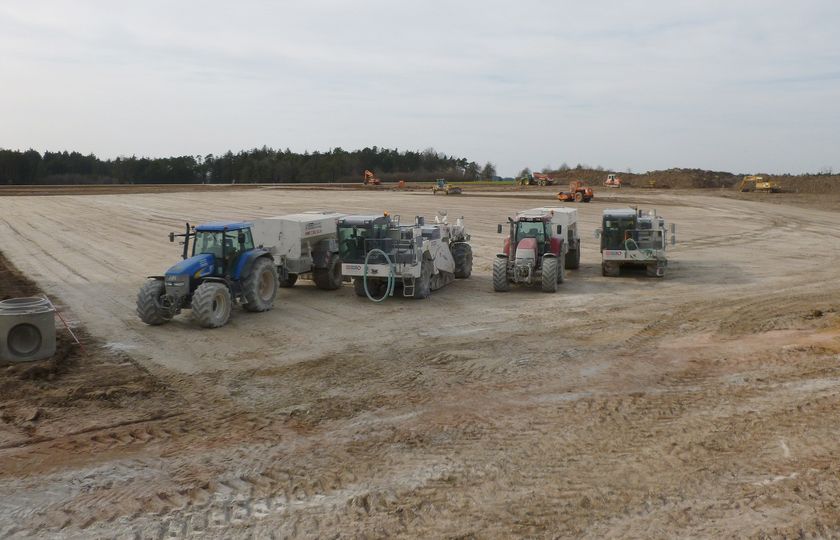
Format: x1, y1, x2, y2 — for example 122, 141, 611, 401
432, 179, 462, 195
604, 173, 622, 188
596, 208, 675, 277
338, 212, 472, 300
363, 170, 382, 186
493, 207, 580, 293
517, 172, 555, 186
739, 175, 781, 193
557, 180, 594, 203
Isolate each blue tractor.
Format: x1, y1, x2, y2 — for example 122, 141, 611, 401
136, 221, 278, 328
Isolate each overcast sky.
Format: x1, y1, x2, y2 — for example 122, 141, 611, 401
1, 1, 838, 176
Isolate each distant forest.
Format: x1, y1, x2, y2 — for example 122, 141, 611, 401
0, 147, 496, 185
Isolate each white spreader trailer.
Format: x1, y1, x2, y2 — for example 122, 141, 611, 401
252, 211, 345, 289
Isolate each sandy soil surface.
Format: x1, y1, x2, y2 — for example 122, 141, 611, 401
1, 188, 840, 538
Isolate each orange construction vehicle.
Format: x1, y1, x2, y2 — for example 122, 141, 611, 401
604, 173, 622, 188
363, 170, 381, 186
557, 180, 593, 203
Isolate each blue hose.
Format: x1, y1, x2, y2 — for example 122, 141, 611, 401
363, 248, 395, 302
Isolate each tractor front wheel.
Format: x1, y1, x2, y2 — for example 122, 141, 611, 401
493, 257, 511, 292
192, 282, 232, 328
541, 256, 559, 293
243, 257, 278, 312
136, 280, 172, 325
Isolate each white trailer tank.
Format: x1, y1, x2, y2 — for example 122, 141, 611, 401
252, 211, 345, 288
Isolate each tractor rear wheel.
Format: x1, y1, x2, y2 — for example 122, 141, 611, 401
566, 247, 580, 269
136, 280, 172, 325
191, 282, 232, 328
574, 192, 583, 202
493, 257, 511, 292
243, 257, 278, 312
541, 256, 559, 292
313, 254, 343, 290
278, 273, 297, 288
452, 242, 473, 278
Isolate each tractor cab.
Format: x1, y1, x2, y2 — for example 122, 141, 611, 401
165, 221, 255, 286
514, 218, 552, 256
192, 222, 255, 275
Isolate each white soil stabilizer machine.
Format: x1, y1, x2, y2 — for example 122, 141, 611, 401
493, 207, 580, 292
338, 211, 472, 301
251, 211, 345, 290
595, 208, 675, 277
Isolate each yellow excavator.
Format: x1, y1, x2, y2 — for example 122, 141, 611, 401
739, 175, 781, 193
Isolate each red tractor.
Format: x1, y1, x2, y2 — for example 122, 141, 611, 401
557, 180, 593, 203
493, 207, 580, 293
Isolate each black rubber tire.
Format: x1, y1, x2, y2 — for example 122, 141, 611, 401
354, 276, 385, 298
557, 253, 567, 284
278, 273, 298, 288
493, 257, 511, 292
452, 242, 473, 279
541, 256, 559, 292
242, 257, 278, 312
136, 280, 172, 325
353, 277, 367, 297
602, 262, 620, 277
313, 255, 343, 290
412, 258, 432, 299
566, 247, 581, 270
191, 282, 232, 328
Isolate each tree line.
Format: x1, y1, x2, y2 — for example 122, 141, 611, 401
0, 147, 497, 185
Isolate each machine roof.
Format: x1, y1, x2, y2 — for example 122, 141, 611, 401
338, 215, 388, 225
603, 208, 636, 217
195, 221, 253, 232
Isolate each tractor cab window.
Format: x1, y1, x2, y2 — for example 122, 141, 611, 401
194, 231, 224, 258
223, 229, 253, 262
516, 221, 547, 244
194, 229, 254, 272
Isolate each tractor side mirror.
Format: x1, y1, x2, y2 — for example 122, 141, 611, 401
169, 232, 175, 243
556, 225, 562, 234
594, 228, 602, 238
497, 224, 503, 234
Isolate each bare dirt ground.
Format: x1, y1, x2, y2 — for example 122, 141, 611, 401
1, 187, 840, 538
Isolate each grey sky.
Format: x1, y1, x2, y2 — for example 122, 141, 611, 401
1, 1, 838, 176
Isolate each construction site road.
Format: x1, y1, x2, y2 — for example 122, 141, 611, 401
1, 188, 840, 538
